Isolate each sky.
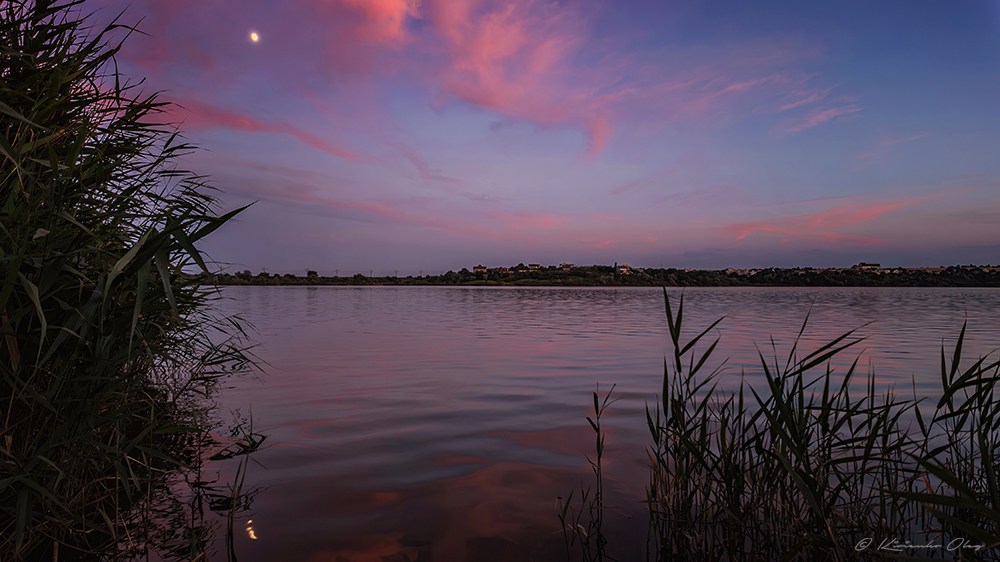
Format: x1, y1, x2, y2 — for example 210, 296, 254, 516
86, 0, 1000, 275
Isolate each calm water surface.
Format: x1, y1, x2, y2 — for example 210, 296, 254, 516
196, 286, 1000, 561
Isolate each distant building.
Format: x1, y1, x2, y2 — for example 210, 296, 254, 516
473, 264, 487, 273
528, 263, 542, 270
560, 263, 574, 270
852, 262, 881, 270
618, 264, 632, 274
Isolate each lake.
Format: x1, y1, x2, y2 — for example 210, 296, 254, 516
174, 286, 1000, 561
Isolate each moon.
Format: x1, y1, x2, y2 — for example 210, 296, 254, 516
250, 31, 260, 43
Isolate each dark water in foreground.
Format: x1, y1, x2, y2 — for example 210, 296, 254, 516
184, 287, 1000, 561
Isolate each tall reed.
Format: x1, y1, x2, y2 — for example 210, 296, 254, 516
642, 288, 1000, 561
1, 1, 252, 559
559, 384, 617, 562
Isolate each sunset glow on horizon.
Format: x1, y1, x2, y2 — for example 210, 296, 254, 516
89, 0, 999, 275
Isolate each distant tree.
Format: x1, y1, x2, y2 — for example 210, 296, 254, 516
307, 270, 318, 277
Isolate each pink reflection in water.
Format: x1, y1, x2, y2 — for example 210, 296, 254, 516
433, 454, 491, 467
201, 286, 1000, 561
233, 461, 585, 561
486, 426, 595, 458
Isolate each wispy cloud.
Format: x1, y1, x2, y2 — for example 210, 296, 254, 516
611, 166, 680, 195
852, 133, 930, 169
429, 0, 614, 156
382, 138, 460, 184
725, 198, 919, 244
172, 99, 371, 163
488, 211, 573, 230
777, 85, 833, 112
114, 0, 858, 162
785, 105, 862, 134
230, 180, 491, 237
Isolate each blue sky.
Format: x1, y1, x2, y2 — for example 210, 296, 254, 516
89, 0, 1000, 274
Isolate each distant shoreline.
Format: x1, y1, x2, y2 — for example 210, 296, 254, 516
204, 265, 1000, 288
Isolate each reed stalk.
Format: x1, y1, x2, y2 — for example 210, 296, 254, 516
642, 288, 1000, 561
566, 288, 1000, 561
559, 383, 617, 562
1, 1, 253, 559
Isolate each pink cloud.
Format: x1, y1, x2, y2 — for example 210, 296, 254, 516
611, 42, 830, 130
725, 199, 918, 244
338, 0, 422, 44
488, 211, 572, 230
381, 138, 461, 184
385, 138, 434, 182
777, 85, 833, 112
428, 0, 614, 156
785, 104, 862, 133
848, 133, 929, 170
611, 178, 645, 196
216, 160, 583, 242
611, 166, 681, 195
293, 0, 424, 74
232, 180, 493, 238
172, 99, 371, 163
304, 94, 465, 186
118, 0, 848, 163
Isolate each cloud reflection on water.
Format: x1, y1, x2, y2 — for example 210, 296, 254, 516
204, 286, 1000, 560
